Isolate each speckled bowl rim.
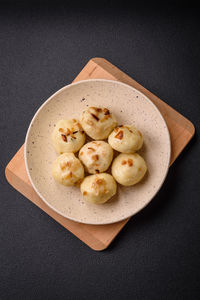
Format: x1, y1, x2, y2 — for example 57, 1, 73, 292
24, 79, 171, 225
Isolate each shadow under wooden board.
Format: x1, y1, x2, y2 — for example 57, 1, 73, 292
5, 57, 195, 251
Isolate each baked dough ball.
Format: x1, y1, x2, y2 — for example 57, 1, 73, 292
52, 153, 84, 186
52, 119, 85, 154
80, 107, 117, 140
80, 173, 117, 204
79, 141, 113, 174
111, 153, 147, 186
108, 125, 143, 153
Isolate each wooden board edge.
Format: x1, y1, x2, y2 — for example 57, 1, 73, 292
100, 219, 130, 251
5, 165, 108, 251
90, 57, 195, 136
5, 155, 119, 251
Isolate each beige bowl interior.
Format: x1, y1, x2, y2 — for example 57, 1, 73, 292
25, 79, 171, 225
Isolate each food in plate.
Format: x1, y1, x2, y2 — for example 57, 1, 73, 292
80, 173, 117, 204
111, 153, 147, 186
79, 141, 113, 174
52, 119, 85, 154
52, 153, 84, 186
80, 107, 117, 140
108, 125, 143, 153
51, 106, 148, 205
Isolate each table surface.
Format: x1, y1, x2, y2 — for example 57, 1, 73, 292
1, 3, 199, 300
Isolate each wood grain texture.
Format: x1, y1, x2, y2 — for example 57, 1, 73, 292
5, 57, 195, 251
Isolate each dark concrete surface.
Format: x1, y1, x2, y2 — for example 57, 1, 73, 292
0, 2, 199, 299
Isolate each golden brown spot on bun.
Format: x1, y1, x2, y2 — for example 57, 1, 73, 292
92, 141, 100, 147
60, 161, 71, 170
88, 147, 95, 151
92, 177, 107, 195
65, 172, 73, 179
61, 134, 67, 142
115, 130, 123, 139
65, 128, 71, 136
128, 159, 133, 167
100, 118, 106, 123
91, 107, 102, 113
104, 108, 110, 115
96, 178, 104, 185
92, 154, 99, 161
104, 114, 111, 120
91, 113, 99, 121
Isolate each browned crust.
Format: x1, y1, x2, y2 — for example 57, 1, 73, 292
128, 159, 133, 166
115, 130, 123, 139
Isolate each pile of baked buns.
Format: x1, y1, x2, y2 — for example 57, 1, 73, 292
52, 106, 147, 204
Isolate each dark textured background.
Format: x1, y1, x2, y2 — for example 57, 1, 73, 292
0, 2, 200, 299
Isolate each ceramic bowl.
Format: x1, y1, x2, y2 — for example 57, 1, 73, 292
25, 79, 171, 225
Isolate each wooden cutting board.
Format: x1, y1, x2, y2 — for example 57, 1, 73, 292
5, 57, 195, 251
